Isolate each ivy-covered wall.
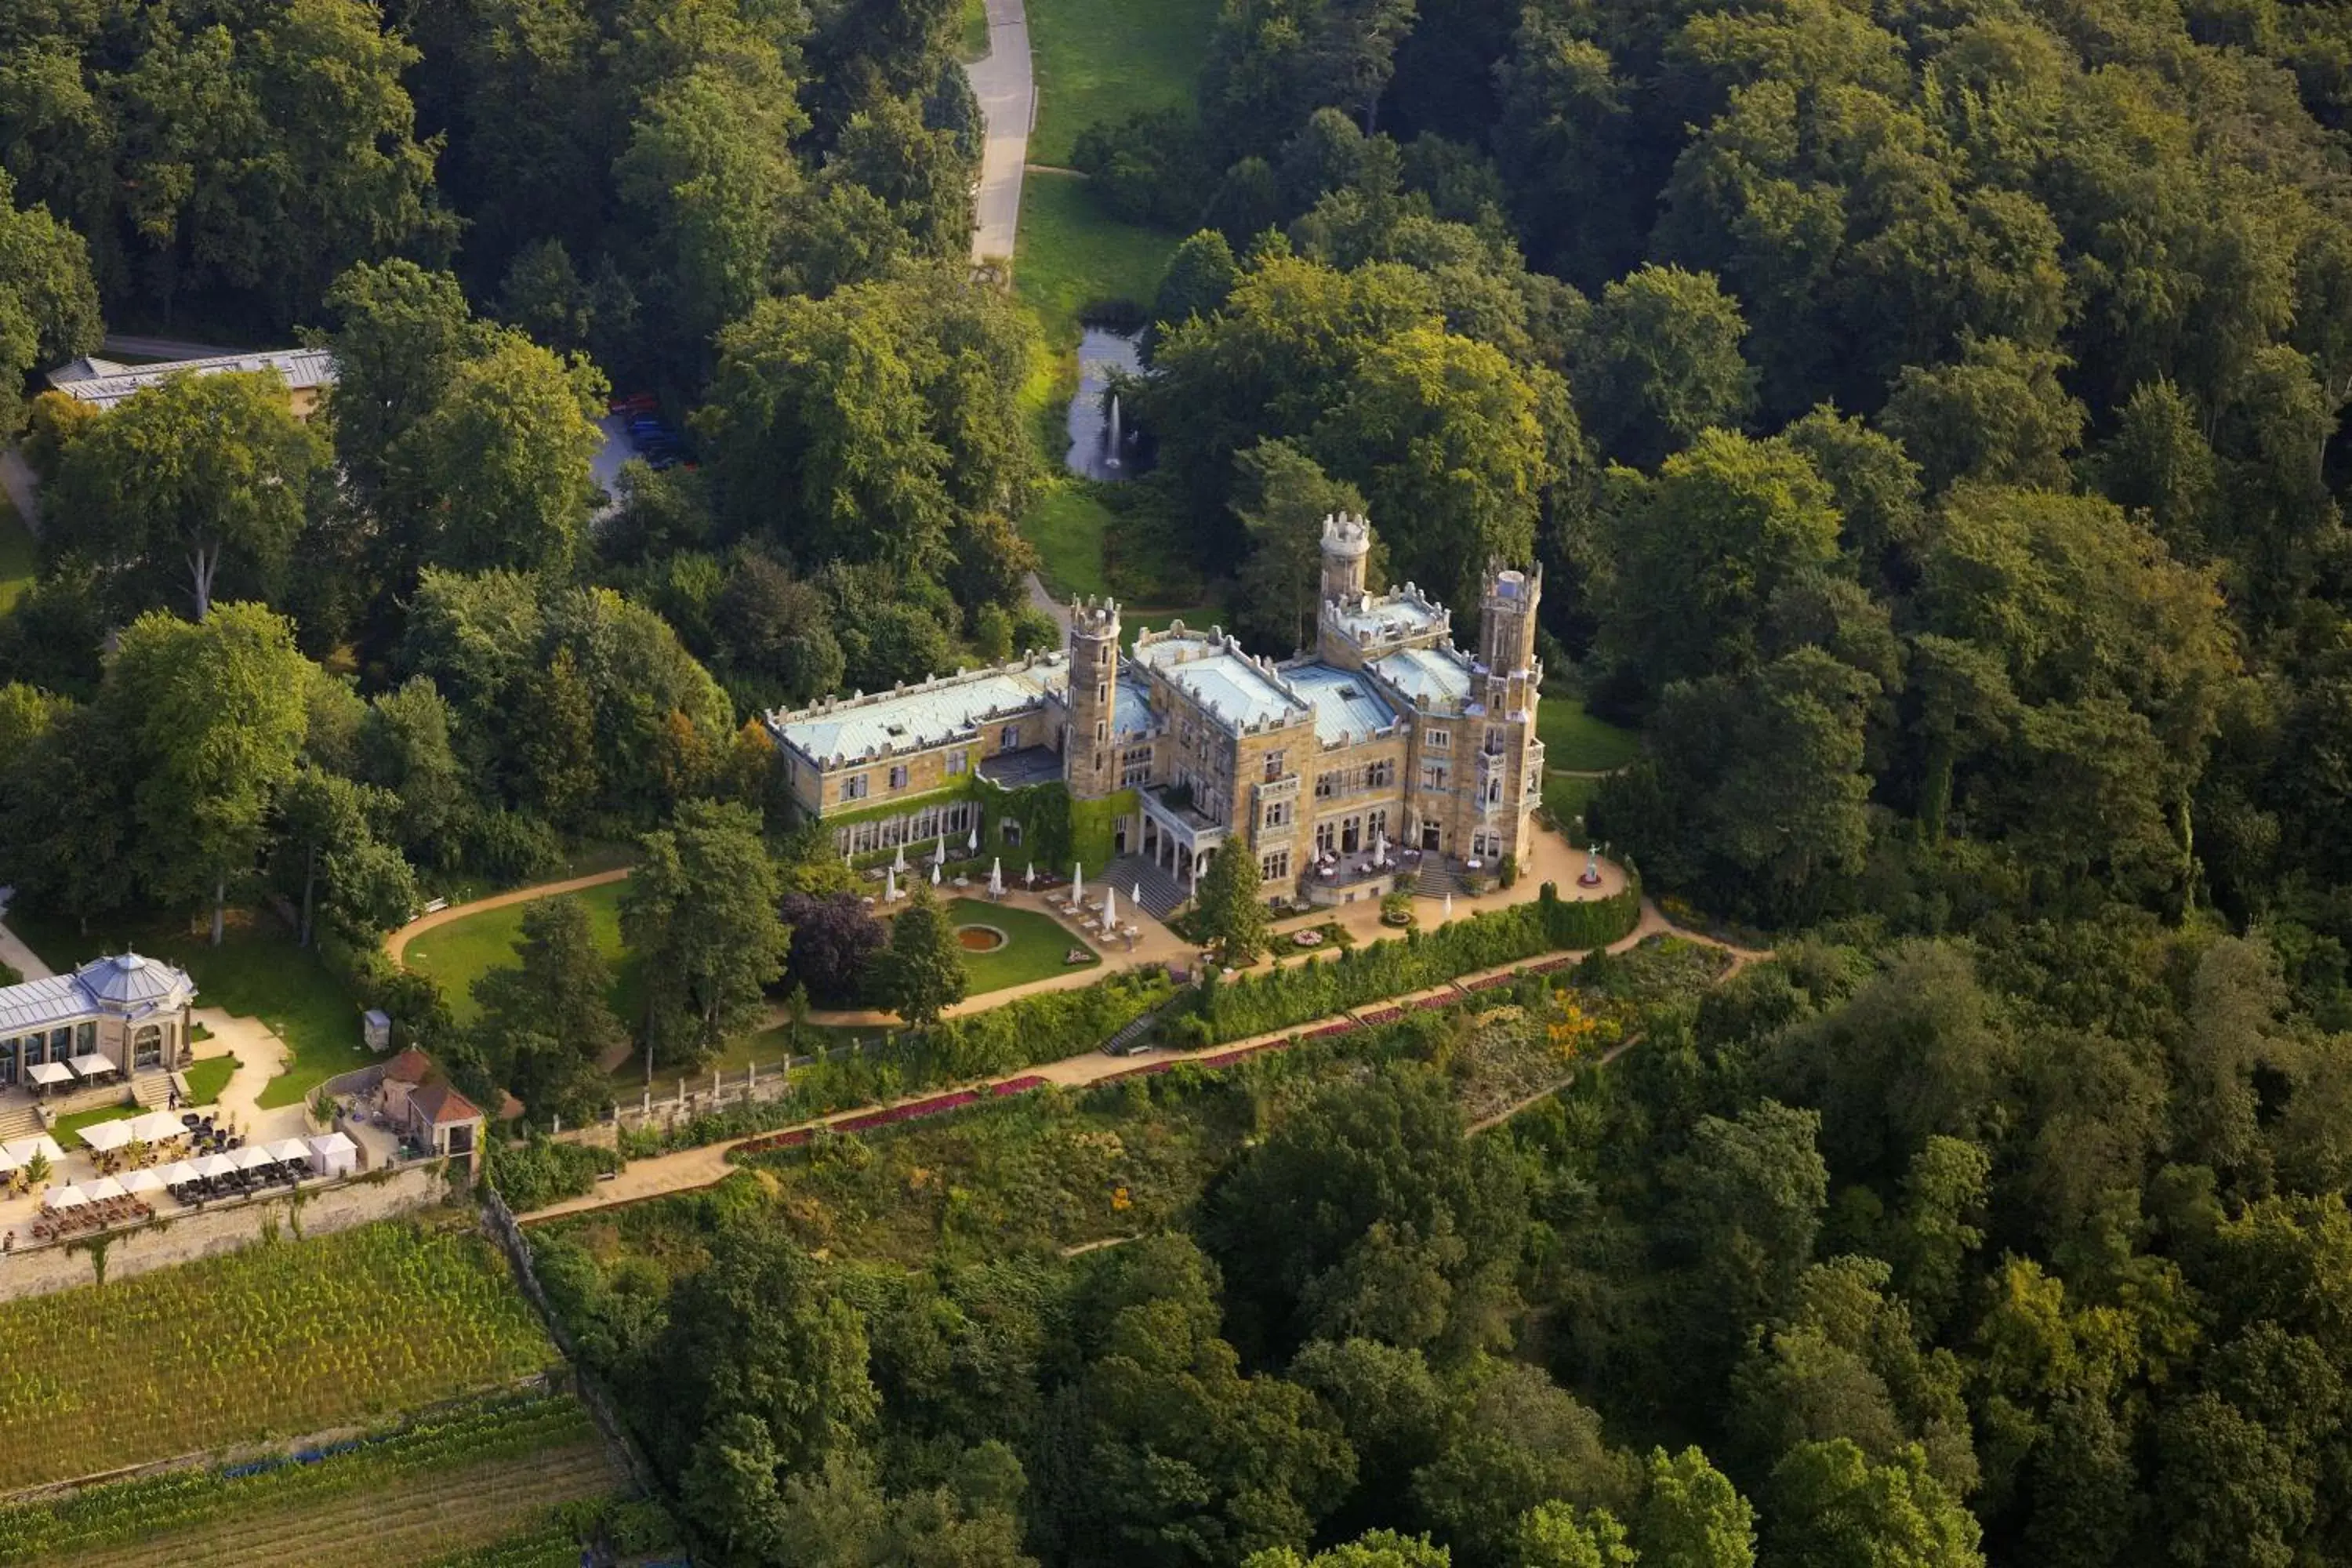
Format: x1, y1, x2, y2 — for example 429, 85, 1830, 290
1069, 789, 1138, 869
801, 768, 1138, 877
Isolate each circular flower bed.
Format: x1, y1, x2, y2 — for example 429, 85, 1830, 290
954, 924, 1009, 953
1291, 929, 1327, 948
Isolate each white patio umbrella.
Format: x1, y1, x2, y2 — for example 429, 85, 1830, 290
967, 825, 979, 852
930, 861, 942, 886
130, 1111, 184, 1143
267, 1138, 311, 1164
1024, 863, 1036, 889
42, 1185, 87, 1210
192, 1153, 236, 1181
884, 865, 899, 902
935, 830, 949, 866
0, 1146, 20, 1174
154, 1160, 201, 1188
988, 858, 1004, 898
118, 1169, 165, 1195
6, 1136, 65, 1167
1443, 892, 1454, 920
78, 1118, 133, 1152
1071, 862, 1085, 906
81, 1175, 125, 1202
231, 1145, 274, 1171
1101, 887, 1118, 931
1134, 880, 1143, 908
892, 843, 908, 874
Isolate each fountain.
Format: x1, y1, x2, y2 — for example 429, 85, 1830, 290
1104, 392, 1123, 469
1064, 328, 1143, 480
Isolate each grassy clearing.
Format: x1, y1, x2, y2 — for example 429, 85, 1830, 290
421, 840, 637, 910
1023, 481, 1116, 599
1014, 172, 1178, 348
9, 905, 368, 1112
1543, 774, 1602, 844
402, 880, 640, 1029
941, 896, 1098, 992
1024, 0, 1222, 165
0, 1394, 626, 1568
1537, 698, 1642, 773
0, 1219, 556, 1491
959, 0, 992, 60
0, 493, 35, 614
183, 1053, 238, 1104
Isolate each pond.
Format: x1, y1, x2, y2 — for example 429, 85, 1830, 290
1065, 327, 1142, 480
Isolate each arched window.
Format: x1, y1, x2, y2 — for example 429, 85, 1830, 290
132, 1025, 165, 1069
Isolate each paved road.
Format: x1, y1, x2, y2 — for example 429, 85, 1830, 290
966, 0, 1034, 263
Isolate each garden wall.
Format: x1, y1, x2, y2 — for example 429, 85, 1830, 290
0, 1163, 450, 1304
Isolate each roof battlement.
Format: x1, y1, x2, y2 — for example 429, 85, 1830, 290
1071, 595, 1122, 637
764, 652, 1067, 768
1320, 511, 1372, 560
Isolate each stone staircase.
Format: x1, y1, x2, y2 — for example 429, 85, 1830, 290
1102, 856, 1189, 924
1410, 858, 1467, 901
0, 1102, 44, 1145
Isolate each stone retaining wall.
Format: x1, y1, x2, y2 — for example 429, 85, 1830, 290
0, 1163, 451, 1302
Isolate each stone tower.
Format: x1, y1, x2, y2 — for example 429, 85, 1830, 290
1064, 597, 1122, 799
1320, 512, 1370, 606
1479, 561, 1542, 719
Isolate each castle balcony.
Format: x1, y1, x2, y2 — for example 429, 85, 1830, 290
1138, 785, 1229, 884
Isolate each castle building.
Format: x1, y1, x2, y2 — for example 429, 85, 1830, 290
765, 517, 1546, 907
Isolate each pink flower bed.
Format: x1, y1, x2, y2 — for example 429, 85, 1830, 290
835, 1089, 982, 1135
992, 1076, 1050, 1097
1525, 956, 1578, 975
1356, 1006, 1403, 1026
1414, 992, 1463, 1011
1303, 1022, 1357, 1041
1465, 972, 1519, 992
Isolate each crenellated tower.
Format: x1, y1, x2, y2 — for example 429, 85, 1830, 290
1064, 597, 1122, 798
1319, 512, 1370, 606
1479, 562, 1542, 720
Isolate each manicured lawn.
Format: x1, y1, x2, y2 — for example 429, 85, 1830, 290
1014, 172, 1180, 347
51, 1102, 138, 1142
7, 906, 372, 1113
402, 880, 641, 1029
959, 0, 991, 60
1537, 698, 1642, 773
1024, 0, 1222, 165
940, 897, 1098, 993
1544, 773, 1602, 844
0, 495, 34, 614
1025, 481, 1116, 598
183, 1053, 238, 1104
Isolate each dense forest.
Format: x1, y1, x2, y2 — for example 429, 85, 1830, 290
2, 0, 2352, 1563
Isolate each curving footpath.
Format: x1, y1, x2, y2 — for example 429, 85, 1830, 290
966, 0, 1034, 263
384, 868, 633, 967
520, 900, 1763, 1223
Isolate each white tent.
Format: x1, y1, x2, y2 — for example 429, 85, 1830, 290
129, 1111, 186, 1144
118, 1170, 165, 1195
307, 1131, 358, 1178
42, 1185, 87, 1210
78, 1119, 134, 1152
230, 1145, 274, 1171
155, 1160, 201, 1188
64, 1053, 108, 1079
267, 1138, 311, 1165
82, 1175, 125, 1202
192, 1153, 236, 1180
25, 1061, 71, 1087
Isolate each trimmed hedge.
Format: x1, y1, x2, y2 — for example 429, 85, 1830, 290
1188, 880, 1639, 1044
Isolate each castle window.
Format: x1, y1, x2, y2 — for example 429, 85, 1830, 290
1424, 728, 1450, 750
1096, 720, 1108, 743
888, 764, 909, 790
1316, 821, 1336, 856
1484, 728, 1506, 756
1261, 850, 1291, 882
842, 773, 869, 800
1098, 683, 1109, 705
1367, 759, 1395, 789
946, 750, 967, 775
1001, 820, 1023, 846
1000, 724, 1021, 749
1263, 750, 1286, 783
1421, 763, 1448, 790
1264, 800, 1292, 829
1122, 759, 1150, 787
